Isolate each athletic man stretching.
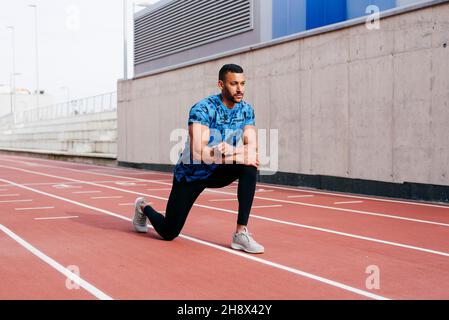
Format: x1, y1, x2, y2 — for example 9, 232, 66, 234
132, 64, 264, 254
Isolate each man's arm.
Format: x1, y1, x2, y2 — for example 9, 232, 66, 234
236, 125, 258, 160
190, 123, 216, 164
190, 123, 258, 167
216, 125, 259, 167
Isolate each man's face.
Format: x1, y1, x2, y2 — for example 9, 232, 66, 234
219, 72, 246, 104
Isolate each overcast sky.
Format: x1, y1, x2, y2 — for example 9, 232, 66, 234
0, 0, 160, 103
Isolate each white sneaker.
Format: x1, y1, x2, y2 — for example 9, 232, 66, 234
231, 227, 264, 254
133, 197, 148, 233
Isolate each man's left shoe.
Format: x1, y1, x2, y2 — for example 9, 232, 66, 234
133, 197, 148, 233
231, 227, 264, 254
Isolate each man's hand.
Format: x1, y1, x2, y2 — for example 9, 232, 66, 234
215, 142, 235, 157
191, 123, 259, 167
243, 151, 260, 168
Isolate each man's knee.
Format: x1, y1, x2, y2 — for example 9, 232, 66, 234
241, 165, 257, 178
162, 231, 180, 241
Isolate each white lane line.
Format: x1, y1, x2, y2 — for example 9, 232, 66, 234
256, 189, 274, 193
73, 191, 102, 194
112, 181, 154, 185
146, 188, 172, 191
86, 169, 161, 176
0, 199, 33, 203
15, 207, 55, 211
21, 161, 40, 167
115, 182, 137, 186
0, 166, 447, 258
265, 195, 449, 227
288, 195, 315, 198
67, 164, 434, 227
231, 182, 449, 210
53, 184, 82, 189
125, 172, 163, 175
0, 223, 112, 300
0, 155, 172, 177
34, 216, 79, 221
119, 202, 152, 206
91, 196, 123, 200
335, 201, 364, 205
245, 194, 449, 227
195, 202, 449, 257
0, 194, 20, 197
252, 205, 283, 209
0, 181, 140, 188
114, 182, 147, 187
0, 177, 389, 300
208, 198, 237, 202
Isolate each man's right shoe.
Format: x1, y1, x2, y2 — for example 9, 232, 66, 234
133, 197, 148, 233
231, 227, 264, 254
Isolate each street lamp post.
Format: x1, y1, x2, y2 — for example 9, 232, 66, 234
28, 4, 40, 109
7, 72, 21, 123
123, 0, 128, 80
9, 74, 13, 114
6, 26, 16, 114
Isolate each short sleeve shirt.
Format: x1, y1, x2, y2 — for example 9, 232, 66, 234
174, 94, 256, 182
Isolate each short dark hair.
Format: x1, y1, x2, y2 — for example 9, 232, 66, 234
219, 64, 244, 81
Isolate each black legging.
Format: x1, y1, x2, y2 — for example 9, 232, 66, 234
143, 165, 257, 240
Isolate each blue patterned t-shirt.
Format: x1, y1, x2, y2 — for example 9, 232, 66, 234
174, 94, 256, 182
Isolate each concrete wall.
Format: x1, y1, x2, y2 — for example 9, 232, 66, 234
118, 1, 449, 187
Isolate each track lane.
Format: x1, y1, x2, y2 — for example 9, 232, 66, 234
0, 167, 448, 299
1, 160, 448, 256
0, 183, 372, 300
1, 155, 448, 299
0, 227, 100, 300
2, 156, 448, 226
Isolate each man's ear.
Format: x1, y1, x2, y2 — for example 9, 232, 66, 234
218, 80, 224, 90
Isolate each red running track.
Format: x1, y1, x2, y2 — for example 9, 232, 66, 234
0, 154, 448, 300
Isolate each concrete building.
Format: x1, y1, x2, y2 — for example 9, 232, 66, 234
134, 0, 430, 76
119, 0, 449, 202
273, 0, 428, 38
133, 0, 273, 76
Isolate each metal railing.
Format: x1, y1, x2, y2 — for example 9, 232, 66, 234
0, 113, 14, 127
15, 91, 117, 124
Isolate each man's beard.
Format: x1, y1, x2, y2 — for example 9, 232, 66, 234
225, 91, 243, 103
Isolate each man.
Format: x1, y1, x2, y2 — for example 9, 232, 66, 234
132, 64, 264, 254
